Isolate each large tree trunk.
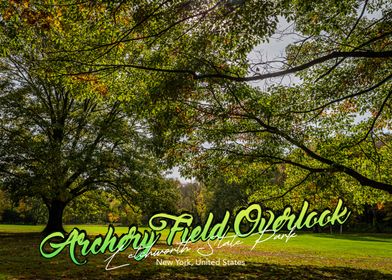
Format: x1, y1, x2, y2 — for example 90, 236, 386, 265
42, 200, 67, 235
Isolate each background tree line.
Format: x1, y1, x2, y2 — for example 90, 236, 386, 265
1, 175, 391, 233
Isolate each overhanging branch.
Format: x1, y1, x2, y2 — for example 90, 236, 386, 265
59, 50, 392, 82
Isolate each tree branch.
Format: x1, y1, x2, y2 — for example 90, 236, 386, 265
61, 50, 392, 82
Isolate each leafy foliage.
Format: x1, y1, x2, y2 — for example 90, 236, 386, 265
171, 0, 392, 198
0, 0, 391, 232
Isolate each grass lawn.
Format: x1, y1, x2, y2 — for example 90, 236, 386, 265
0, 224, 391, 279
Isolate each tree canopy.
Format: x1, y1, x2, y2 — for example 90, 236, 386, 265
0, 0, 391, 233
168, 0, 392, 196
0, 40, 175, 233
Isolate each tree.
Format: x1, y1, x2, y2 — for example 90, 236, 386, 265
0, 189, 12, 221
178, 182, 205, 224
0, 0, 223, 234
31, 0, 389, 196
1, 1, 390, 228
166, 0, 392, 197
0, 53, 171, 233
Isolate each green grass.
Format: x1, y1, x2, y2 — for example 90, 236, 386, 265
0, 224, 391, 279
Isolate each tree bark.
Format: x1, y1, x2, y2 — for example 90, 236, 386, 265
42, 200, 67, 235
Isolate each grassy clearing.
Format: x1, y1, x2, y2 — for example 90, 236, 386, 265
0, 224, 391, 279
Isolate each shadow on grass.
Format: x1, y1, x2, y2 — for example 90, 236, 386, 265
1, 233, 391, 280
122, 263, 392, 280
312, 233, 392, 243
2, 260, 391, 280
